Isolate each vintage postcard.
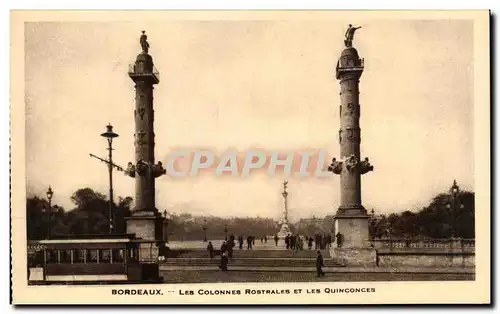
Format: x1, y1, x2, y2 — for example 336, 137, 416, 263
11, 10, 490, 305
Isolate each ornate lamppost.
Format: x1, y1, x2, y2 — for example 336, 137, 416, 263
203, 219, 208, 242
447, 180, 464, 238
100, 124, 119, 234
162, 210, 170, 243
45, 186, 54, 239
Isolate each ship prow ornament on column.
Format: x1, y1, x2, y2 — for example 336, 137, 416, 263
328, 25, 376, 266
124, 31, 167, 264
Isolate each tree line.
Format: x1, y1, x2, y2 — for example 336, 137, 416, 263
26, 187, 474, 240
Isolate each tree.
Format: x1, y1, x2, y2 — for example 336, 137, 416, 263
114, 196, 133, 234
371, 190, 475, 239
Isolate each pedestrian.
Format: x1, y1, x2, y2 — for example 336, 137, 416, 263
285, 235, 290, 249
238, 235, 244, 250
247, 236, 252, 250
207, 241, 214, 259
336, 232, 343, 248
291, 234, 296, 250
220, 240, 228, 254
316, 250, 325, 277
219, 252, 229, 271
274, 234, 279, 246
264, 235, 268, 243
228, 238, 235, 259
308, 236, 313, 250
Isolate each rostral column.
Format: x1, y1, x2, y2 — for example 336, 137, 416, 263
125, 31, 166, 260
328, 25, 374, 250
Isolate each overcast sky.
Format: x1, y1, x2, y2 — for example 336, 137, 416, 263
24, 18, 474, 220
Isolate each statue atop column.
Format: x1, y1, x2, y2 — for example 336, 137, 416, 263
344, 24, 362, 48
140, 30, 150, 54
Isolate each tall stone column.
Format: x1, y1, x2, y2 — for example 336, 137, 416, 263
277, 180, 291, 238
328, 25, 375, 266
125, 31, 166, 261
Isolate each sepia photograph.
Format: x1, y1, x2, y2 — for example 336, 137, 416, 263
10, 10, 490, 304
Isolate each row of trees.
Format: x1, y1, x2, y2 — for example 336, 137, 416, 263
26, 188, 133, 240
369, 191, 475, 239
26, 187, 475, 241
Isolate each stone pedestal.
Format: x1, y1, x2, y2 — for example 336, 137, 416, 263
277, 223, 291, 239
331, 211, 377, 266
330, 247, 376, 267
126, 210, 164, 262
334, 214, 370, 248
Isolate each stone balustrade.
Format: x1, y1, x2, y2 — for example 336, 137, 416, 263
369, 238, 475, 253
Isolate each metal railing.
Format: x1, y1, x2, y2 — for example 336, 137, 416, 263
128, 64, 160, 82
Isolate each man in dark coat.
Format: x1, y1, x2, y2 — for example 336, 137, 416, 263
219, 252, 229, 271
316, 250, 325, 277
220, 241, 228, 254
274, 234, 279, 246
290, 234, 296, 250
285, 235, 290, 249
247, 236, 253, 250
238, 235, 244, 250
207, 241, 214, 259
336, 232, 343, 248
308, 236, 314, 250
228, 238, 235, 259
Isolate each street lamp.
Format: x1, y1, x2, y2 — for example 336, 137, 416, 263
446, 179, 464, 238
224, 224, 228, 241
202, 219, 208, 242
46, 186, 54, 239
162, 210, 171, 243
101, 123, 119, 234
369, 208, 376, 240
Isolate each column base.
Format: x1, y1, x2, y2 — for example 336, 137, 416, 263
329, 247, 377, 267
337, 204, 368, 216
334, 213, 370, 248
126, 210, 163, 241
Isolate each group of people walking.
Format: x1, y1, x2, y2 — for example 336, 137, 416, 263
204, 231, 344, 275
278, 232, 343, 251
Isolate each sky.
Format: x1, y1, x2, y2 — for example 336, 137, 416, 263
24, 18, 474, 220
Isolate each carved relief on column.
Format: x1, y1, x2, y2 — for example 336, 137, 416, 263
134, 107, 146, 120
340, 85, 352, 96
135, 131, 148, 146
346, 103, 360, 117
344, 127, 361, 143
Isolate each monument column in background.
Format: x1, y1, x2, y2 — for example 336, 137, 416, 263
125, 31, 166, 261
277, 180, 291, 238
328, 25, 375, 266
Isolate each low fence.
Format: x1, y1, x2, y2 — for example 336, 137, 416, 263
368, 238, 475, 268
369, 238, 475, 253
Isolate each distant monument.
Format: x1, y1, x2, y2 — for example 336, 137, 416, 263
328, 24, 375, 266
277, 180, 291, 238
